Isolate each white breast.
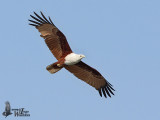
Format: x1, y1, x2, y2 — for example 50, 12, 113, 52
64, 53, 81, 65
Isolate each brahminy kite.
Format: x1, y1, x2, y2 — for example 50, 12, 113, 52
29, 12, 115, 98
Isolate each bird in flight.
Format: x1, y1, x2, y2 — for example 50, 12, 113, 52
29, 12, 115, 98
2, 101, 12, 118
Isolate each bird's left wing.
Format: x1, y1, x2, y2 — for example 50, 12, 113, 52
29, 12, 72, 60
65, 61, 115, 98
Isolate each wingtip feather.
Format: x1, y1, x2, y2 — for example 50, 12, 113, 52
98, 89, 102, 97
102, 88, 107, 98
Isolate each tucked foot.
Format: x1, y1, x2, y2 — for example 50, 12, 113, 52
57, 64, 61, 67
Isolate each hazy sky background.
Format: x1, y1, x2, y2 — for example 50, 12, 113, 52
0, 0, 160, 120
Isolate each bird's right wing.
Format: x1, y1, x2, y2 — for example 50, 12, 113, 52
65, 61, 115, 98
29, 12, 72, 60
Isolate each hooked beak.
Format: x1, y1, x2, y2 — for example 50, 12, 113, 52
82, 55, 85, 58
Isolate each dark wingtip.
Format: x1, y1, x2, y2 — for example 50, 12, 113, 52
40, 11, 50, 24
107, 81, 113, 86
98, 89, 102, 97
109, 85, 115, 91
28, 19, 41, 25
102, 88, 107, 98
29, 23, 37, 27
49, 16, 54, 25
104, 87, 111, 97
33, 11, 37, 15
97, 82, 115, 98
29, 11, 56, 27
29, 11, 53, 26
107, 85, 115, 96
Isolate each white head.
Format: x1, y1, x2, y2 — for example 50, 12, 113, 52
79, 54, 85, 59
64, 53, 86, 65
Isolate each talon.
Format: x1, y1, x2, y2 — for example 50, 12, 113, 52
57, 64, 61, 67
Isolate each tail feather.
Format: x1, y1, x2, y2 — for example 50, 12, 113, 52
46, 63, 63, 74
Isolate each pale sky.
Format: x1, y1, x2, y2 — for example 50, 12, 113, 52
0, 0, 160, 120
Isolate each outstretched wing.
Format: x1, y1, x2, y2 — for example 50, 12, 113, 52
29, 12, 72, 60
5, 101, 11, 112
65, 61, 115, 98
